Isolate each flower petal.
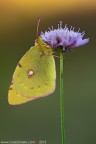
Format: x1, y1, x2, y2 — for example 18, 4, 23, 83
41, 22, 89, 51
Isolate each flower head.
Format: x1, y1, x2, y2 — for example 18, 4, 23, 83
41, 21, 89, 52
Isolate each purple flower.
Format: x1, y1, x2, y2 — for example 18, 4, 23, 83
41, 21, 89, 51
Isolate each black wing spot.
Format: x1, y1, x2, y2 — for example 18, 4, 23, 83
10, 82, 13, 85
18, 63, 22, 68
40, 51, 44, 57
38, 85, 40, 88
9, 87, 13, 90
31, 87, 34, 89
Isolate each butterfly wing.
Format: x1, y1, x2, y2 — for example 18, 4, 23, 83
8, 45, 56, 105
8, 83, 35, 105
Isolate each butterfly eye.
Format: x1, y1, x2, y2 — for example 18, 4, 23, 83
18, 63, 22, 68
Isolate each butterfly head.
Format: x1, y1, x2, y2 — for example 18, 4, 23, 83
35, 37, 53, 56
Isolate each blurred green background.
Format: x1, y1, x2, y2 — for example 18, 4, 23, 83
0, 0, 96, 144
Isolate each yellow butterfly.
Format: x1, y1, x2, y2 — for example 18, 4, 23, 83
8, 38, 56, 105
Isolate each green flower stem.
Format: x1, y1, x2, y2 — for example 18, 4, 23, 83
60, 52, 64, 144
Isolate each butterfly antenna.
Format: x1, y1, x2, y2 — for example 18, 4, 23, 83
36, 17, 40, 39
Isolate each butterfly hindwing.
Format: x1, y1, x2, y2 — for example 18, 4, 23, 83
8, 83, 37, 105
